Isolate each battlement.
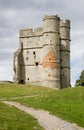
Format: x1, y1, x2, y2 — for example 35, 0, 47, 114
60, 19, 70, 28
34, 27, 43, 35
20, 29, 33, 37
20, 27, 43, 38
43, 15, 60, 21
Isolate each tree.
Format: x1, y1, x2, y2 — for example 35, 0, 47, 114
75, 70, 84, 86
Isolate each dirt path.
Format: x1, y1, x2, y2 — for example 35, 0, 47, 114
0, 94, 40, 101
2, 101, 84, 130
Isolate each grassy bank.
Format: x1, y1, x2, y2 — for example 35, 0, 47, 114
0, 83, 84, 128
0, 101, 44, 130
0, 83, 51, 99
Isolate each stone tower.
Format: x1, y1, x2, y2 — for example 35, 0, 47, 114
13, 14, 71, 89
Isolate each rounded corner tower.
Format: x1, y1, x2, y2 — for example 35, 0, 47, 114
60, 19, 71, 88
41, 15, 61, 89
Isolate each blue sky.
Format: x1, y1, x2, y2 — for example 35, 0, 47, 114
0, 0, 84, 86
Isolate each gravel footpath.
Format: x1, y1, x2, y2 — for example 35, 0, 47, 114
2, 101, 84, 130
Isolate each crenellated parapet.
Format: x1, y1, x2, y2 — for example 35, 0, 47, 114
34, 27, 43, 35
60, 19, 70, 27
60, 19, 70, 40
20, 27, 43, 38
20, 29, 33, 37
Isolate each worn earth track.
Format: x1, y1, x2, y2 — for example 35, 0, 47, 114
0, 94, 39, 101
2, 101, 84, 130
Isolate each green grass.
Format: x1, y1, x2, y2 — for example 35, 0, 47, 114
0, 101, 44, 130
0, 83, 51, 99
14, 86, 84, 128
0, 83, 84, 128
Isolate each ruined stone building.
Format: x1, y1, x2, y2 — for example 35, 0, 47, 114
13, 15, 71, 89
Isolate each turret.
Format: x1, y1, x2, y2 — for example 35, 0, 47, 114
43, 15, 60, 33
41, 15, 61, 88
60, 19, 71, 88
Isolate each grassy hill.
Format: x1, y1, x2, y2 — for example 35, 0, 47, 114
0, 83, 84, 128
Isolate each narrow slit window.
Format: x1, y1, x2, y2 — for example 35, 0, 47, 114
33, 51, 35, 55
27, 51, 29, 54
21, 42, 23, 49
35, 62, 38, 66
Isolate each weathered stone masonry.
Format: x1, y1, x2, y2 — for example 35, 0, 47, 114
13, 15, 71, 89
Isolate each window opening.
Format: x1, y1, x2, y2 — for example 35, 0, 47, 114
33, 51, 35, 55
50, 40, 52, 42
35, 62, 38, 66
21, 42, 23, 49
26, 57, 29, 60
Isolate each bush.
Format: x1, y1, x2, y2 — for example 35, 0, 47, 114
75, 70, 84, 86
